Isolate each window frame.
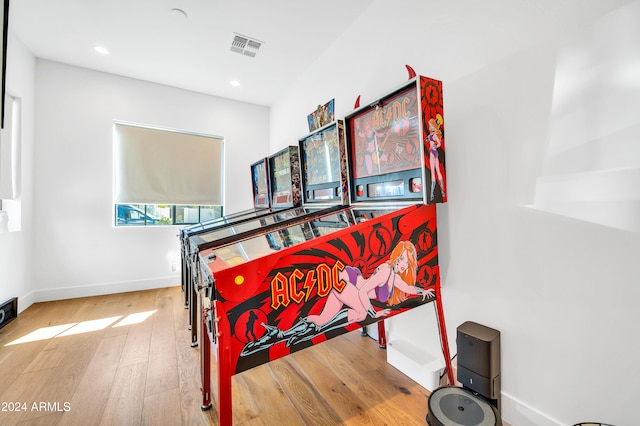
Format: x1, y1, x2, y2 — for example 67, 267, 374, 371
114, 203, 223, 227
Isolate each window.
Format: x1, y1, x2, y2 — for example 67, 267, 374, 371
115, 204, 223, 226
113, 122, 224, 227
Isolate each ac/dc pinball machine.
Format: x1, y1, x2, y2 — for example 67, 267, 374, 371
196, 71, 453, 425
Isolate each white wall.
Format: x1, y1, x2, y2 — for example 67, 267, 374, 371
0, 32, 36, 311
29, 60, 268, 301
270, 1, 640, 425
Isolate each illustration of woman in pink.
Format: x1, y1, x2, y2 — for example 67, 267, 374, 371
241, 241, 433, 355
427, 114, 446, 201
356, 118, 381, 176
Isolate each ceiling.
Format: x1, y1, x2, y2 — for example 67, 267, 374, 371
8, 0, 373, 107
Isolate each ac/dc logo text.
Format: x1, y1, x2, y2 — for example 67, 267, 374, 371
270, 261, 347, 310
372, 96, 412, 131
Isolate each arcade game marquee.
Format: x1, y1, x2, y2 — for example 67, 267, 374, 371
195, 69, 453, 426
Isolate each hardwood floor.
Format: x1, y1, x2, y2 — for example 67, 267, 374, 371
0, 287, 433, 425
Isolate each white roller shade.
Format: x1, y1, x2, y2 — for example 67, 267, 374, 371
114, 122, 224, 205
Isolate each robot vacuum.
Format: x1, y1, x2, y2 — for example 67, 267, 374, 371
426, 386, 501, 426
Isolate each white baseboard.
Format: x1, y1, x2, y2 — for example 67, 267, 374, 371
18, 276, 180, 312
502, 391, 565, 426
17, 290, 36, 314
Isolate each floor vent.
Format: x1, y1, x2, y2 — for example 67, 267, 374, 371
0, 297, 17, 329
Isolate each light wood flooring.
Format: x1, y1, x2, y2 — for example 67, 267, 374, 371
0, 286, 435, 425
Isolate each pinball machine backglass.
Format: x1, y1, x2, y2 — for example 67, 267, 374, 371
250, 157, 270, 209
268, 145, 302, 209
299, 120, 348, 206
346, 75, 446, 207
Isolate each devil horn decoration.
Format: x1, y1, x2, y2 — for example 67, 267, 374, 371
406, 64, 416, 79
354, 95, 361, 109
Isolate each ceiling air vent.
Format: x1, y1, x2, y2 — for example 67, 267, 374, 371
230, 33, 263, 58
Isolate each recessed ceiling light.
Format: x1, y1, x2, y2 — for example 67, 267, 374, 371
230, 80, 240, 87
94, 46, 109, 55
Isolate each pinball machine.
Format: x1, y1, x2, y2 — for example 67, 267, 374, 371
196, 71, 453, 426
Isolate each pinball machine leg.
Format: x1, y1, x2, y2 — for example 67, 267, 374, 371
200, 304, 212, 411
217, 329, 233, 426
434, 292, 455, 385
190, 280, 198, 347
182, 254, 188, 307
377, 320, 387, 349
